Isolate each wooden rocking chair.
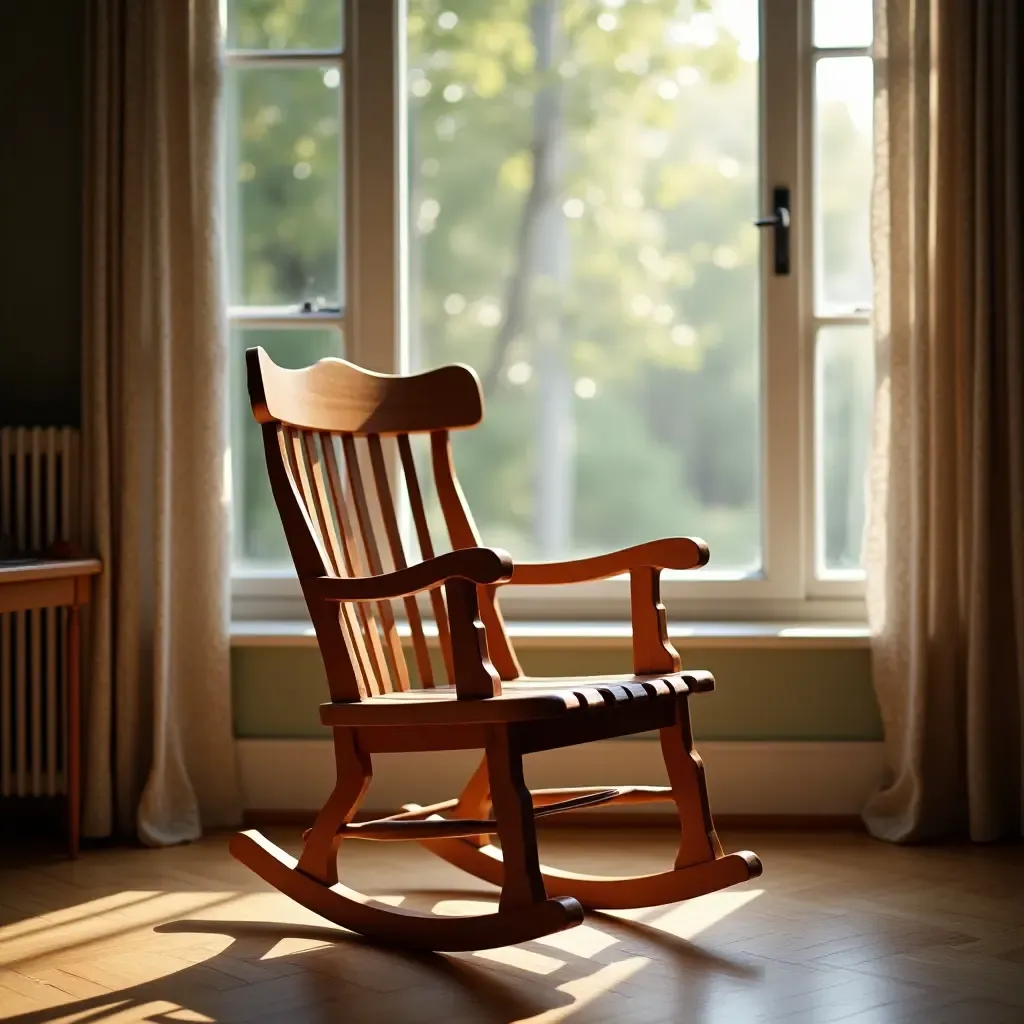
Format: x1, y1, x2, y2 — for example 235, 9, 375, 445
232, 348, 762, 952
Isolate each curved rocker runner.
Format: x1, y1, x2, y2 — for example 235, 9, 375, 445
232, 348, 762, 952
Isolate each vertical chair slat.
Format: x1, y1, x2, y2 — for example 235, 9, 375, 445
268, 426, 361, 702
283, 427, 370, 698
430, 431, 521, 681
367, 435, 434, 688
320, 433, 390, 697
301, 433, 376, 696
281, 428, 331, 569
397, 434, 455, 686
341, 434, 411, 692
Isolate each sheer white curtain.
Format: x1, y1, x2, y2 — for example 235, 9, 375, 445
865, 0, 1023, 841
81, 0, 241, 843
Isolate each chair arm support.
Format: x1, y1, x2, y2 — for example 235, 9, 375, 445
307, 549, 508, 701
506, 537, 709, 586
630, 566, 682, 675
307, 547, 513, 603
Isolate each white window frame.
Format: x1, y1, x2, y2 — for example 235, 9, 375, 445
227, 0, 871, 624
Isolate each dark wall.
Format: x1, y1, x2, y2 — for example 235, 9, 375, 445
0, 4, 84, 427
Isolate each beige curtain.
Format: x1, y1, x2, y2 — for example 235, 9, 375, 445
865, 0, 1024, 841
81, 0, 241, 843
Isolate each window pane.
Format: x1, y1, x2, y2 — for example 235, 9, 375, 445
815, 57, 873, 315
230, 327, 343, 567
225, 66, 342, 309
406, 0, 762, 572
816, 326, 873, 574
226, 0, 342, 51
814, 0, 873, 49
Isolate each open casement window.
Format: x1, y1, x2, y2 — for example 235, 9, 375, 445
225, 0, 874, 622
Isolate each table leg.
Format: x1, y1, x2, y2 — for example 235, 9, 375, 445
67, 604, 81, 858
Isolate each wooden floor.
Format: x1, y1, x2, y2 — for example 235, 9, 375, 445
0, 828, 1022, 1023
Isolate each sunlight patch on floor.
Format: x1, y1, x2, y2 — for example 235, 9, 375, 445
515, 955, 650, 1023
646, 888, 764, 940
534, 923, 619, 958
0, 892, 242, 970
259, 934, 336, 959
0, 891, 164, 942
475, 945, 566, 975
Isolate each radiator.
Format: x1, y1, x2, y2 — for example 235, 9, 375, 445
0, 427, 80, 798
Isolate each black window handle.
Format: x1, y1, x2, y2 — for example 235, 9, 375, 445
754, 186, 791, 276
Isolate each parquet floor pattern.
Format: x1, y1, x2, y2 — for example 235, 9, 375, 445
0, 829, 1022, 1023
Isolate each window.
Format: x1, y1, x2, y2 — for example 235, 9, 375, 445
224, 0, 874, 621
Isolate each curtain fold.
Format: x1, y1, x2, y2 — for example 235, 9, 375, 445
81, 0, 241, 843
865, 0, 1024, 841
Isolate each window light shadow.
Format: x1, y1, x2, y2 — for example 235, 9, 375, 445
596, 898, 766, 982
0, 877, 765, 1023
2, 917, 566, 1024
513, 955, 651, 1024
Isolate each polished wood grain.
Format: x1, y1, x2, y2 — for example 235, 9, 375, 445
0, 558, 100, 859
366, 433, 433, 686
485, 728, 547, 910
629, 565, 682, 675
307, 547, 514, 604
1, 830, 1022, 1024
660, 694, 724, 868
425, 837, 761, 912
340, 432, 410, 691
247, 347, 483, 434
316, 674, 701, 727
243, 348, 754, 949
231, 830, 582, 953
0, 560, 99, 616
444, 577, 506, 700
397, 433, 456, 684
508, 537, 709, 585
320, 431, 390, 696
294, 730, 371, 886
429, 428, 522, 682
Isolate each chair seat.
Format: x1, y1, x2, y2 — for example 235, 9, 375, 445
318, 670, 714, 727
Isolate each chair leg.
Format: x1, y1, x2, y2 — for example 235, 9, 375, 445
423, 704, 760, 911
486, 727, 547, 910
660, 694, 724, 869
297, 728, 372, 884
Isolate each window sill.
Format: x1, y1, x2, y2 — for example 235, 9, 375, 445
230, 619, 870, 650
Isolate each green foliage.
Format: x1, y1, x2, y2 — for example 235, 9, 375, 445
226, 0, 872, 572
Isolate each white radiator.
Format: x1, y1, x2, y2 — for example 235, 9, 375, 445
0, 427, 80, 798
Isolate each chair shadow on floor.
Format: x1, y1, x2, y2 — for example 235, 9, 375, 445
2, 889, 761, 1024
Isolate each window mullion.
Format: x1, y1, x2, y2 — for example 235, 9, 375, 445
813, 314, 872, 328
761, 0, 806, 600
223, 50, 344, 69
228, 312, 346, 331
345, 0, 400, 375
812, 46, 871, 60
808, 4, 875, 595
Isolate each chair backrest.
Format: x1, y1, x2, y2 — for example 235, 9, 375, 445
246, 347, 521, 702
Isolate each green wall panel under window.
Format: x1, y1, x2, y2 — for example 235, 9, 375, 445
232, 645, 878, 741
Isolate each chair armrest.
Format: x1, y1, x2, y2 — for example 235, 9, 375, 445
504, 536, 705, 677
306, 547, 513, 603
507, 538, 708, 586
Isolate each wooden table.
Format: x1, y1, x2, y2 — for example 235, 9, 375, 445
0, 558, 101, 857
